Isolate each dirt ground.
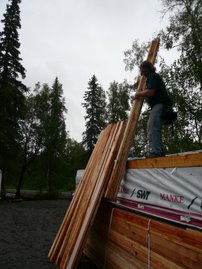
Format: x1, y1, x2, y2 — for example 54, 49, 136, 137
0, 199, 98, 269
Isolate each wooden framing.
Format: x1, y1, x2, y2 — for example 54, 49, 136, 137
84, 203, 202, 269
127, 151, 202, 169
84, 151, 202, 268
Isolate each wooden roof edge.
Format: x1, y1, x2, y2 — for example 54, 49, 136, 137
126, 150, 202, 169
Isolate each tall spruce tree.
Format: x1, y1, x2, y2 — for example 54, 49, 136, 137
34, 78, 67, 193
0, 0, 27, 192
107, 80, 130, 123
82, 75, 106, 152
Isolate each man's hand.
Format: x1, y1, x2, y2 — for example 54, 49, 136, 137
132, 89, 156, 101
131, 92, 144, 100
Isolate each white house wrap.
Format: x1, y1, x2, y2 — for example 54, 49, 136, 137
117, 166, 202, 229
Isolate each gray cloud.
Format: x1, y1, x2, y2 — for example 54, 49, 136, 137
0, 0, 169, 142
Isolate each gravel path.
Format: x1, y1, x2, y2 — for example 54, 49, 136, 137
0, 199, 98, 269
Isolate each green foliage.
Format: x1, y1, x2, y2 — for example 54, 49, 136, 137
159, 0, 202, 151
82, 75, 107, 152
0, 0, 27, 193
106, 80, 130, 123
14, 94, 43, 196
129, 111, 149, 158
33, 78, 68, 192
2, 75, 88, 194
18, 93, 43, 161
0, 0, 27, 128
160, 61, 202, 152
2, 0, 201, 196
160, 0, 202, 88
123, 0, 202, 155
124, 39, 150, 72
64, 138, 88, 190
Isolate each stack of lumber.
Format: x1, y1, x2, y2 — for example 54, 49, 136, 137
84, 204, 202, 269
48, 38, 160, 269
48, 121, 126, 269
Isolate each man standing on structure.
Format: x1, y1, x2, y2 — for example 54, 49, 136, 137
133, 61, 173, 158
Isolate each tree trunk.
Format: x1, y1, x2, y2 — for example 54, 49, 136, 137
15, 165, 27, 198
0, 169, 6, 198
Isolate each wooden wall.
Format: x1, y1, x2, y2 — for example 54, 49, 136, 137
84, 203, 202, 269
127, 151, 202, 169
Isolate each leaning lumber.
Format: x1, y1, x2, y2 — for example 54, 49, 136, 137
105, 37, 160, 199
61, 121, 126, 269
57, 123, 119, 268
49, 121, 126, 269
49, 38, 160, 269
48, 125, 110, 263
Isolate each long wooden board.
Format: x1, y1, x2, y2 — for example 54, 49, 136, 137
49, 38, 160, 269
49, 122, 127, 269
127, 151, 202, 169
48, 127, 108, 262
57, 125, 116, 267
64, 122, 127, 269
48, 125, 111, 263
58, 122, 126, 269
105, 38, 160, 199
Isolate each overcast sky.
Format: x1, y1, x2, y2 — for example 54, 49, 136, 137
0, 0, 173, 142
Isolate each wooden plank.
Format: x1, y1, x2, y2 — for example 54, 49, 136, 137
48, 127, 108, 262
48, 125, 112, 263
84, 238, 106, 269
127, 151, 202, 169
84, 204, 202, 269
49, 38, 168, 268
112, 208, 202, 254
104, 240, 148, 269
85, 233, 148, 269
110, 214, 148, 246
60, 122, 126, 269
150, 218, 202, 254
87, 204, 113, 237
105, 38, 160, 200
57, 124, 119, 268
150, 233, 202, 269
107, 229, 184, 269
84, 207, 114, 268
85, 228, 183, 269
65, 122, 125, 268
110, 209, 202, 268
50, 122, 126, 269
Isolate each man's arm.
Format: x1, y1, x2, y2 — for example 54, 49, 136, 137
133, 88, 156, 99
